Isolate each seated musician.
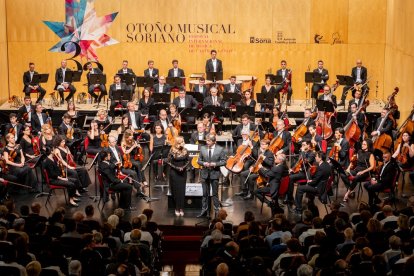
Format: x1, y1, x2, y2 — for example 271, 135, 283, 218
20, 125, 40, 161
294, 151, 331, 213
340, 138, 375, 202
192, 77, 208, 98
153, 76, 171, 93
96, 108, 111, 127
274, 60, 292, 106
5, 113, 23, 143
39, 124, 55, 152
363, 151, 397, 205
371, 108, 393, 145
23, 62, 46, 104
224, 76, 241, 94
121, 129, 147, 187
0, 150, 20, 200
311, 60, 329, 99
144, 60, 159, 80
306, 124, 323, 151
53, 135, 90, 193
150, 122, 167, 181
107, 135, 147, 199
156, 109, 169, 132
201, 113, 216, 134
126, 101, 150, 142
286, 141, 316, 207
31, 103, 49, 134
348, 89, 364, 112
345, 103, 365, 148
269, 106, 281, 127
117, 60, 136, 92
272, 119, 292, 155
66, 101, 78, 118
42, 146, 81, 207
339, 59, 368, 106
86, 62, 107, 104
203, 86, 223, 107
173, 89, 198, 109
168, 59, 185, 78
109, 75, 130, 116
55, 59, 76, 104
18, 96, 34, 126
86, 120, 102, 156
233, 114, 258, 146
239, 90, 256, 108
138, 88, 155, 120
255, 153, 289, 214
293, 109, 315, 144
58, 113, 76, 144
3, 133, 38, 191
98, 149, 133, 209
329, 128, 350, 168
167, 104, 182, 127
236, 137, 274, 200
392, 132, 414, 169
318, 84, 337, 108
117, 114, 134, 135
190, 123, 208, 144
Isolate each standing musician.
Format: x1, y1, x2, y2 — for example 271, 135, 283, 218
53, 136, 90, 193
203, 86, 223, 107
286, 140, 316, 206
39, 124, 55, 152
86, 62, 107, 104
58, 113, 76, 143
42, 146, 81, 207
192, 77, 209, 98
240, 90, 256, 108
168, 59, 185, 78
31, 103, 49, 134
294, 151, 331, 213
348, 89, 364, 112
54, 59, 76, 104
153, 76, 171, 94
196, 133, 226, 218
272, 119, 292, 155
233, 114, 258, 146
255, 153, 289, 214
23, 62, 46, 104
311, 60, 329, 99
5, 113, 23, 143
109, 75, 130, 116
107, 135, 147, 199
236, 138, 275, 200
3, 133, 38, 191
392, 132, 414, 169
20, 125, 40, 161
205, 49, 223, 73
150, 122, 167, 181
371, 108, 394, 142
261, 77, 277, 110
330, 128, 350, 168
340, 139, 375, 202
98, 149, 133, 210
117, 60, 136, 93
144, 60, 159, 80
224, 76, 241, 94
339, 59, 368, 106
121, 130, 147, 187
18, 96, 34, 126
274, 60, 293, 106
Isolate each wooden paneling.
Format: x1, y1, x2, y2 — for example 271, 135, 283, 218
0, 0, 9, 102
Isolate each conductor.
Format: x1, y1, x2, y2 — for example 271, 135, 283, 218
197, 133, 226, 218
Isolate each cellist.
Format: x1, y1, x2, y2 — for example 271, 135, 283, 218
292, 108, 315, 146
233, 114, 260, 146
371, 108, 394, 148
344, 102, 365, 149
272, 119, 292, 155
329, 128, 350, 168
235, 137, 274, 200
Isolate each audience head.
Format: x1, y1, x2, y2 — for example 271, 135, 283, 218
69, 260, 82, 276
382, 205, 393, 216
131, 217, 142, 229
216, 262, 229, 276
85, 204, 94, 217
107, 214, 119, 229
30, 202, 42, 214
26, 261, 42, 276
142, 209, 154, 221
244, 211, 255, 223
137, 214, 148, 227
388, 235, 401, 250
297, 264, 313, 276
286, 238, 301, 253
344, 227, 354, 240
130, 229, 142, 243
211, 229, 223, 243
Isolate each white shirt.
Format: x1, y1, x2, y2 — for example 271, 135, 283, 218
356, 67, 362, 83
149, 69, 153, 77
319, 69, 324, 83
212, 59, 217, 72
110, 146, 121, 163
116, 84, 121, 90
61, 68, 66, 84
130, 112, 138, 129
123, 69, 128, 74
179, 98, 186, 107
30, 71, 34, 82
198, 85, 204, 93
37, 113, 44, 126
198, 133, 204, 140
242, 123, 250, 133
281, 69, 286, 78
159, 84, 164, 93
161, 119, 168, 131
212, 96, 217, 105
173, 68, 178, 77
230, 84, 235, 92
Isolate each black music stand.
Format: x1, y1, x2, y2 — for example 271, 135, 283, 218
206, 72, 223, 82
135, 76, 154, 88
179, 108, 199, 123
116, 73, 135, 85
316, 100, 334, 140
152, 144, 171, 189
89, 74, 107, 85
200, 106, 224, 119
31, 74, 49, 85
337, 75, 354, 86
33, 154, 48, 198
152, 93, 170, 103
223, 92, 242, 127
149, 104, 169, 121
186, 91, 204, 104
166, 77, 184, 89
64, 71, 82, 83
265, 74, 283, 85
236, 106, 255, 120
256, 92, 275, 116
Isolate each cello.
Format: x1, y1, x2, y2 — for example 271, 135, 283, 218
394, 104, 414, 151
250, 155, 267, 188
343, 91, 368, 148
291, 118, 310, 143
225, 131, 255, 173
315, 81, 338, 140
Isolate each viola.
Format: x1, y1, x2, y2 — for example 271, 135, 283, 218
100, 134, 109, 148
58, 160, 66, 178
32, 136, 41, 156
8, 127, 16, 135
66, 127, 74, 140
133, 146, 144, 163
123, 153, 133, 169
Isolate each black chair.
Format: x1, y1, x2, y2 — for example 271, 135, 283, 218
0, 265, 21, 276
307, 245, 320, 260
5, 233, 21, 244
93, 246, 112, 263
303, 235, 315, 254
383, 220, 398, 231
59, 237, 84, 258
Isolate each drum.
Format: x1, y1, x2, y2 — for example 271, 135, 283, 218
236, 75, 258, 92
189, 79, 213, 91
216, 79, 242, 92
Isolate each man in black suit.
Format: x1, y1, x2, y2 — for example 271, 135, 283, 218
190, 123, 208, 144
371, 108, 394, 138
348, 89, 364, 112
318, 84, 337, 108
311, 60, 329, 99
144, 60, 159, 83
172, 89, 198, 124
339, 59, 368, 106
22, 62, 46, 103
205, 49, 223, 74
153, 76, 171, 93
274, 60, 293, 105
345, 103, 365, 140
167, 59, 185, 77
232, 114, 257, 146
54, 59, 76, 104
332, 127, 350, 168
203, 86, 223, 107
363, 152, 397, 205
223, 76, 241, 94
18, 97, 35, 126
58, 113, 75, 142
31, 103, 49, 134
109, 75, 130, 116
294, 151, 331, 213
5, 113, 23, 143
197, 134, 226, 218
98, 149, 133, 209
86, 62, 107, 103
192, 77, 209, 98
272, 119, 292, 155
117, 60, 136, 93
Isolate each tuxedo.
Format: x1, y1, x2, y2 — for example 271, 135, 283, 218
203, 96, 223, 107
144, 68, 159, 78
272, 130, 292, 154
54, 67, 76, 102
153, 83, 171, 94
223, 83, 241, 94
341, 66, 368, 101
172, 95, 198, 109
192, 85, 208, 98
31, 112, 49, 133
311, 68, 329, 99
167, 68, 185, 78
117, 68, 136, 76
256, 163, 289, 203
109, 83, 130, 100
23, 70, 46, 102
373, 116, 393, 136
364, 159, 397, 204
205, 59, 223, 73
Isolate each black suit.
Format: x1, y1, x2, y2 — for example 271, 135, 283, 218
287, 150, 316, 201
295, 161, 331, 209
272, 130, 292, 154
144, 68, 159, 79
126, 111, 143, 130
348, 98, 364, 112
138, 97, 155, 115
54, 67, 76, 102
98, 160, 132, 209
275, 69, 292, 102
197, 144, 226, 214
172, 95, 198, 109
167, 68, 185, 78
23, 71, 46, 102
373, 116, 393, 136
345, 112, 365, 136
223, 83, 241, 94
203, 96, 223, 107
364, 159, 397, 205
153, 83, 171, 94
18, 105, 35, 124
190, 131, 208, 144
205, 59, 223, 73
109, 83, 130, 116
341, 66, 368, 101
117, 68, 136, 91
5, 123, 23, 142
311, 68, 329, 99
31, 112, 48, 134
192, 85, 209, 98
87, 68, 107, 101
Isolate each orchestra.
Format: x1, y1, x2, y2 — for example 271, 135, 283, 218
3, 54, 413, 217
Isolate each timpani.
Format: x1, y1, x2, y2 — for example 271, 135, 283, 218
189, 79, 213, 91
236, 75, 258, 92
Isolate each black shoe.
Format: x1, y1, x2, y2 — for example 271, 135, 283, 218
60, 100, 64, 105
235, 191, 246, 197
79, 188, 88, 193
197, 212, 207, 218
338, 101, 345, 106
69, 202, 79, 207
373, 197, 382, 204
243, 194, 254, 200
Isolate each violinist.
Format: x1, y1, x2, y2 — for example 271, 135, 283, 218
286, 141, 316, 206
53, 135, 90, 193
66, 101, 78, 118
341, 139, 375, 202
42, 146, 81, 207
318, 85, 337, 108
127, 101, 150, 142
201, 113, 216, 134
371, 108, 394, 141
31, 103, 49, 134
109, 75, 130, 116
5, 113, 23, 143
274, 60, 292, 106
107, 135, 147, 199
233, 114, 258, 146
58, 113, 75, 143
167, 104, 182, 128
330, 128, 350, 168
86, 120, 102, 155
392, 132, 414, 169
236, 138, 274, 200
39, 124, 55, 152
150, 122, 167, 181
311, 60, 329, 99
240, 90, 256, 108
254, 153, 289, 214
272, 119, 292, 155
19, 126, 40, 161
339, 59, 368, 106
117, 114, 134, 135
121, 130, 147, 187
95, 108, 111, 127
18, 96, 34, 125
3, 133, 38, 191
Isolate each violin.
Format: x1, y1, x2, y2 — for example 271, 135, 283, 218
22, 112, 29, 123
123, 153, 133, 169
99, 119, 114, 148
133, 142, 144, 163
280, 70, 292, 94
328, 144, 340, 161
8, 149, 17, 163
396, 144, 410, 166
8, 127, 16, 135
66, 126, 74, 140
349, 154, 357, 170
32, 136, 41, 156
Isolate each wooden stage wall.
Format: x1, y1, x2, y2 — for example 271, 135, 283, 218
0, 0, 412, 120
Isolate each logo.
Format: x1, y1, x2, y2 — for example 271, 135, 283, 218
274, 31, 296, 44
314, 34, 323, 44
43, 0, 119, 61
250, 37, 271, 43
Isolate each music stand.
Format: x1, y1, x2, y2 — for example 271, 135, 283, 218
223, 92, 242, 127
316, 100, 334, 140
206, 72, 223, 82
186, 91, 204, 104
112, 89, 131, 116
179, 108, 199, 123
30, 74, 49, 85
149, 104, 169, 119
135, 76, 154, 88
151, 144, 171, 190
152, 93, 170, 103
116, 73, 135, 85
236, 106, 255, 120
166, 77, 184, 88
89, 74, 107, 85
200, 106, 224, 120
64, 71, 82, 83
32, 154, 48, 198
337, 75, 354, 86
256, 92, 275, 115
265, 74, 283, 85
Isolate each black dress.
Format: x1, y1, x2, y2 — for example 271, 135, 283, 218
3, 145, 36, 188
152, 135, 167, 179
87, 134, 101, 155
58, 147, 91, 188
138, 97, 155, 115
40, 136, 53, 152
42, 157, 77, 198
168, 151, 189, 210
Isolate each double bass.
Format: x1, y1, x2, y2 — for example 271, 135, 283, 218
315, 81, 338, 140
394, 104, 414, 151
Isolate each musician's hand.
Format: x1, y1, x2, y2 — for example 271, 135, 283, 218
204, 162, 210, 167
168, 123, 173, 127
298, 138, 302, 143
356, 171, 364, 176
18, 163, 24, 168
276, 150, 283, 155
63, 83, 69, 89
337, 146, 342, 151
210, 162, 216, 167
371, 179, 378, 185
29, 85, 34, 89
68, 166, 75, 170
100, 130, 106, 135
345, 169, 350, 174
371, 131, 378, 136
249, 167, 254, 172
34, 85, 39, 89
258, 164, 263, 169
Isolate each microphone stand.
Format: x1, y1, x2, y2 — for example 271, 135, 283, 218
141, 152, 159, 202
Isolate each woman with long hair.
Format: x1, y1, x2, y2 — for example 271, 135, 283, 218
121, 129, 147, 187
39, 124, 55, 152
150, 122, 167, 181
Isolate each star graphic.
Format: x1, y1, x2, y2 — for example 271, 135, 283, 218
43, 0, 118, 61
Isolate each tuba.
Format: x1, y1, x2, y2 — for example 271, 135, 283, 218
49, 92, 60, 107
76, 92, 88, 104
